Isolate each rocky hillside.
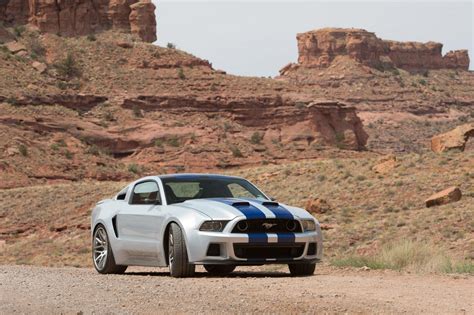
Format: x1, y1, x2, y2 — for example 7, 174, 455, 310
0, 24, 473, 189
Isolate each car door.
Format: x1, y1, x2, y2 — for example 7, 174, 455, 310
116, 180, 165, 265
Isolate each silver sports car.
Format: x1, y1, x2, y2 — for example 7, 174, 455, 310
91, 174, 323, 277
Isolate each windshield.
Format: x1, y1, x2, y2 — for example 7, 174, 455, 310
161, 176, 268, 204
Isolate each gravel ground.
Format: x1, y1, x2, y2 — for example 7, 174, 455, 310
1, 264, 473, 314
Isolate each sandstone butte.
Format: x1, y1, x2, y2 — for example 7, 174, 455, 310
0, 0, 157, 42
280, 28, 469, 75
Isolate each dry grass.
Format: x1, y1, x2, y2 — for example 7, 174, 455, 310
332, 240, 474, 274
0, 151, 473, 273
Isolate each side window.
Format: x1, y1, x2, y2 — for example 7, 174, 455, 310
117, 192, 126, 200
228, 183, 255, 199
131, 181, 161, 205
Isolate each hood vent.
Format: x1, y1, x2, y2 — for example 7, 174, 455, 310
262, 201, 279, 207
232, 201, 250, 207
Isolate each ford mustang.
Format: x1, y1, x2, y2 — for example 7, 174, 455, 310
91, 174, 323, 277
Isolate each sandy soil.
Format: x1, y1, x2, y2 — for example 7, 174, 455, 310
1, 265, 472, 314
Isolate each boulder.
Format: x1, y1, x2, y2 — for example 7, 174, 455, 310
431, 123, 474, 153
5, 41, 26, 53
32, 61, 47, 73
425, 187, 462, 208
305, 198, 332, 214
372, 154, 397, 174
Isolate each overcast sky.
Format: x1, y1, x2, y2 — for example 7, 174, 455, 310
153, 1, 473, 77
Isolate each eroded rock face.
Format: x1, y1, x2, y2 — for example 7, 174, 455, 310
0, 0, 156, 42
291, 28, 469, 71
431, 123, 474, 153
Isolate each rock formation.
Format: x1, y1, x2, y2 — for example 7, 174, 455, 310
282, 28, 469, 73
425, 187, 462, 208
0, 0, 156, 42
431, 123, 474, 153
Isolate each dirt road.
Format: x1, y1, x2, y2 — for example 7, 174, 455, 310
1, 265, 472, 314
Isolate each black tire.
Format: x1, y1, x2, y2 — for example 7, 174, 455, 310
288, 263, 316, 276
92, 224, 127, 274
204, 264, 236, 276
168, 223, 195, 278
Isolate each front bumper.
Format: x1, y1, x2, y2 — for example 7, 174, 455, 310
186, 220, 323, 265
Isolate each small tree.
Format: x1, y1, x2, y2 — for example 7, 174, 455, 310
250, 132, 263, 145
54, 53, 81, 79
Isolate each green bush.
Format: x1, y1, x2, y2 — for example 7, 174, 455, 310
250, 132, 263, 144
230, 145, 243, 158
27, 36, 46, 59
19, 144, 28, 157
54, 53, 81, 78
167, 136, 180, 147
178, 68, 186, 80
86, 34, 97, 42
128, 164, 139, 174
13, 25, 26, 38
167, 42, 176, 49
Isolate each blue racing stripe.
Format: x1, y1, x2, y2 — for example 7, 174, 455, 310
212, 198, 267, 220
211, 198, 268, 244
248, 233, 268, 243
276, 233, 295, 243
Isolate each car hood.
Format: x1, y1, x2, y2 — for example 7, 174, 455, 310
172, 198, 315, 221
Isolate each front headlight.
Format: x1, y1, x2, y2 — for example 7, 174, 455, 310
301, 219, 316, 232
199, 220, 229, 232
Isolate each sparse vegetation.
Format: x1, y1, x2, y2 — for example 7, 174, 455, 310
86, 34, 97, 42
178, 68, 186, 80
167, 135, 180, 147
13, 25, 26, 37
26, 36, 46, 59
54, 53, 81, 78
128, 163, 139, 174
18, 144, 28, 157
250, 131, 263, 144
132, 106, 143, 118
167, 42, 176, 49
331, 240, 473, 274
230, 145, 243, 158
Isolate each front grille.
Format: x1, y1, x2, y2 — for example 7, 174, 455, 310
231, 219, 302, 233
233, 243, 305, 259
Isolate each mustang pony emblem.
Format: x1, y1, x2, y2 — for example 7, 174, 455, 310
262, 222, 278, 229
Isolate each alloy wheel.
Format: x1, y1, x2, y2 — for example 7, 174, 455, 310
93, 227, 108, 271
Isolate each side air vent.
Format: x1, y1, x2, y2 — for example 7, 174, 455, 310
111, 215, 119, 238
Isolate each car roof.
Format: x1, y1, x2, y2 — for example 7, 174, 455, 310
157, 173, 244, 180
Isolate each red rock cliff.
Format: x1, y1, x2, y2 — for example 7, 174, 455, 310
295, 28, 469, 71
0, 0, 157, 42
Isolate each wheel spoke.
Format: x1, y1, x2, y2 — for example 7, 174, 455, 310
93, 227, 108, 271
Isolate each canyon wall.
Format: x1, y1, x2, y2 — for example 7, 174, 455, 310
0, 0, 156, 42
294, 28, 469, 71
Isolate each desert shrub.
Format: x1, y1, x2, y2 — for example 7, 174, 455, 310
18, 144, 28, 157
86, 34, 96, 42
250, 131, 263, 144
64, 150, 73, 159
54, 53, 81, 78
13, 25, 26, 38
154, 138, 164, 148
132, 106, 143, 118
418, 79, 427, 86
26, 36, 46, 59
128, 164, 139, 174
230, 145, 243, 158
178, 68, 185, 80
167, 42, 176, 49
167, 136, 180, 147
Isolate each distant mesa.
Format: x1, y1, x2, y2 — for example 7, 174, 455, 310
280, 28, 470, 75
0, 0, 157, 42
